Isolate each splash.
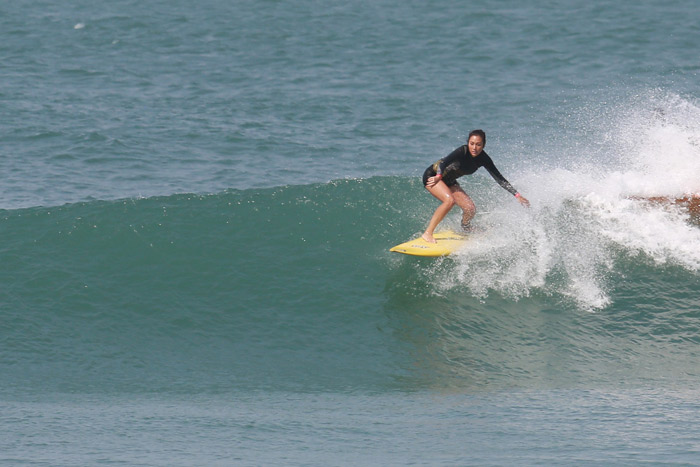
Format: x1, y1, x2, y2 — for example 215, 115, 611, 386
432, 91, 700, 310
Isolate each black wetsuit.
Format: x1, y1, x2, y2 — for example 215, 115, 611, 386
422, 145, 518, 196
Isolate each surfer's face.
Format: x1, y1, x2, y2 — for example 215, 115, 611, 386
467, 135, 484, 157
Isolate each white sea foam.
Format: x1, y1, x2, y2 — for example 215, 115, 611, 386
440, 92, 700, 310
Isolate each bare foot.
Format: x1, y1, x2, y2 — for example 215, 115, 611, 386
421, 233, 436, 243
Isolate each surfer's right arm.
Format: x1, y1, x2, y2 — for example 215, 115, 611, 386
435, 147, 463, 176
426, 147, 462, 187
426, 172, 442, 187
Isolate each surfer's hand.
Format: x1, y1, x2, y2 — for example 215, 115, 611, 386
427, 175, 444, 188
517, 195, 530, 208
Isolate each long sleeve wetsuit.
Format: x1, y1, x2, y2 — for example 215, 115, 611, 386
422, 145, 518, 196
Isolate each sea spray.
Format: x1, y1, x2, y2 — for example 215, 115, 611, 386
417, 91, 700, 310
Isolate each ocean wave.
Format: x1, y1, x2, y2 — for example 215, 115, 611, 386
2, 174, 700, 395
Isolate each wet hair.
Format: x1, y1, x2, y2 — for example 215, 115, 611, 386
468, 129, 486, 145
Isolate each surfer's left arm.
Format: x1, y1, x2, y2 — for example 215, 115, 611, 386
482, 157, 530, 207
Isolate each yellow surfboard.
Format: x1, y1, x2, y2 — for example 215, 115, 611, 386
389, 230, 468, 257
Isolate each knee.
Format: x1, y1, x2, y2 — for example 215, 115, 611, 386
461, 198, 476, 215
442, 196, 456, 208
462, 205, 475, 218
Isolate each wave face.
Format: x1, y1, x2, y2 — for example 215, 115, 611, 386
3, 170, 700, 396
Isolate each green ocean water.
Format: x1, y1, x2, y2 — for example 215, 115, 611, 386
4, 178, 700, 465
3, 0, 700, 464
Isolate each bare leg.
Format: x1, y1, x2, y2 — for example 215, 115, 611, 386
449, 185, 476, 230
422, 181, 455, 243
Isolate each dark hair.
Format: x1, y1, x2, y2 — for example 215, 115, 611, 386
468, 129, 486, 145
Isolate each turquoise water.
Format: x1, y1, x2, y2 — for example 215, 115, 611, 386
3, 0, 700, 465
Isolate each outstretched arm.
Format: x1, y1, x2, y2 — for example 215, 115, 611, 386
482, 158, 530, 207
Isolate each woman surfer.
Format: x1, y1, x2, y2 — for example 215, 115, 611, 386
421, 129, 530, 243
